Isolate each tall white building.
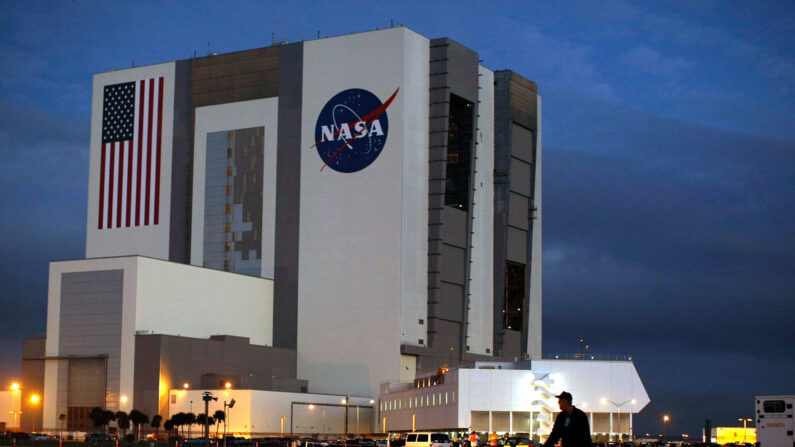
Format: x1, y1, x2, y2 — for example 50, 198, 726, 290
32, 26, 556, 434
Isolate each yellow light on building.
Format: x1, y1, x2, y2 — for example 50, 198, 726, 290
30, 394, 40, 404
715, 427, 756, 444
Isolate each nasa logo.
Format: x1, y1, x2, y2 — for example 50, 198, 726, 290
313, 87, 399, 173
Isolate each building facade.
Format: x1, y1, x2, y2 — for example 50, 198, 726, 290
34, 26, 546, 432
84, 26, 542, 397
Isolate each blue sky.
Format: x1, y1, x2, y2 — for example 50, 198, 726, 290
1, 0, 793, 438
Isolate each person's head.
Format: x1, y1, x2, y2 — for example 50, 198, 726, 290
556, 391, 573, 412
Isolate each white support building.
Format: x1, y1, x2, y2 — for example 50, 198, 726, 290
379, 360, 649, 441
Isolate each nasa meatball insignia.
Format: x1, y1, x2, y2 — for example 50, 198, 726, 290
313, 87, 399, 173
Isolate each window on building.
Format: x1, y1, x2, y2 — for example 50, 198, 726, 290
504, 261, 525, 330
445, 94, 474, 210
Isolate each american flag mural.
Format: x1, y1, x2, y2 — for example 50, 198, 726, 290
98, 77, 164, 229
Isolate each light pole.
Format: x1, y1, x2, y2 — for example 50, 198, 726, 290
30, 394, 40, 433
280, 416, 288, 436
202, 392, 218, 446
738, 418, 752, 445
223, 399, 235, 447
601, 398, 636, 443
342, 395, 349, 445
662, 415, 670, 441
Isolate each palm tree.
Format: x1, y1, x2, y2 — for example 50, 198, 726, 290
151, 415, 163, 441
115, 411, 130, 440
213, 410, 225, 438
186, 413, 197, 438
89, 407, 110, 433
163, 419, 175, 437
129, 410, 149, 441
197, 413, 215, 438
171, 412, 188, 438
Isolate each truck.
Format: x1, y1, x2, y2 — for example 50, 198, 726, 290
756, 395, 794, 447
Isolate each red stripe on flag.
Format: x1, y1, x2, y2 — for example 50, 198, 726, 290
108, 142, 116, 228
126, 139, 133, 226
144, 78, 154, 225
98, 143, 107, 229
154, 77, 163, 225
136, 79, 145, 226
116, 141, 124, 226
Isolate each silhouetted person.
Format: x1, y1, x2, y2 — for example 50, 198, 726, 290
543, 391, 592, 447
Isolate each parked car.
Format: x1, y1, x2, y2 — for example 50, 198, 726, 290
504, 438, 538, 447
404, 433, 452, 447
31, 433, 53, 441
86, 433, 115, 443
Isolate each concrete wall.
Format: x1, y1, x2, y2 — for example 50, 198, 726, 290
169, 389, 375, 437
86, 63, 180, 260
531, 360, 651, 413
297, 27, 429, 398
134, 334, 300, 420
43, 256, 273, 429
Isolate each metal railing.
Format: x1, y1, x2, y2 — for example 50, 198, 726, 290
541, 353, 633, 361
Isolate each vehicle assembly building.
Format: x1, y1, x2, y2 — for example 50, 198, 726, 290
7, 26, 647, 441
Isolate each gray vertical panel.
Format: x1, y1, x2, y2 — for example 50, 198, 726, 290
422, 37, 480, 371
67, 358, 107, 407
60, 270, 123, 409
133, 335, 162, 418
493, 70, 539, 359
273, 42, 303, 350
170, 60, 192, 263
493, 71, 512, 358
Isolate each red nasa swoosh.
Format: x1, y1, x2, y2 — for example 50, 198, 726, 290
314, 87, 400, 171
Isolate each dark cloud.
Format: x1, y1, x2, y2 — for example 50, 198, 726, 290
542, 94, 795, 435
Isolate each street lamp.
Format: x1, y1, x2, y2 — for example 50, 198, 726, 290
663, 415, 670, 441
738, 418, 752, 445
30, 394, 40, 433
601, 398, 636, 443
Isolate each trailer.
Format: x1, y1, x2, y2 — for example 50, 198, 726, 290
756, 395, 794, 447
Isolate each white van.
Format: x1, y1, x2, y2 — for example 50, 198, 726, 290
404, 433, 452, 447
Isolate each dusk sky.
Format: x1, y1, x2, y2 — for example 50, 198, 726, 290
1, 0, 793, 438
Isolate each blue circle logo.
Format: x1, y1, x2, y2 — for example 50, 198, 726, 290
313, 88, 399, 173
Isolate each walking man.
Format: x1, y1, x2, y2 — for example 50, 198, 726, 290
543, 391, 592, 447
